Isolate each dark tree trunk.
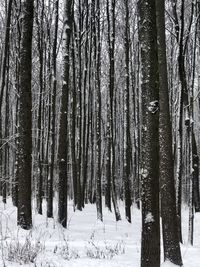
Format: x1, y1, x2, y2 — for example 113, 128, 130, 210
47, 0, 59, 218
35, 0, 45, 215
156, 0, 183, 265
0, 0, 13, 115
71, 28, 77, 208
123, 0, 132, 223
93, 0, 103, 221
138, 0, 160, 266
76, 0, 83, 211
106, 0, 121, 221
17, 0, 34, 230
105, 0, 113, 212
81, 0, 90, 207
58, 0, 73, 228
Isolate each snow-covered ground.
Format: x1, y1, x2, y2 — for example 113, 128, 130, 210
0, 198, 199, 266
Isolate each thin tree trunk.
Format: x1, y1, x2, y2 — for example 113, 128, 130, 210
58, 0, 73, 228
123, 0, 132, 223
12, 1, 21, 206
47, 0, 59, 218
93, 0, 102, 221
81, 0, 89, 208
76, 0, 83, 211
0, 0, 13, 202
35, 0, 45, 215
71, 28, 77, 208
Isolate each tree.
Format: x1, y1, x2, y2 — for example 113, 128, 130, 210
17, 0, 34, 230
156, 0, 183, 265
106, 0, 121, 221
47, 0, 59, 219
105, 0, 114, 212
93, 0, 103, 221
0, 0, 199, 260
12, 0, 22, 208
58, 0, 73, 228
35, 0, 45, 215
138, 1, 160, 266
76, 0, 83, 211
123, 0, 132, 223
71, 22, 78, 209
0, 0, 13, 203
81, 0, 90, 208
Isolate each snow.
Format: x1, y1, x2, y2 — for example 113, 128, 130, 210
161, 261, 180, 266
141, 168, 148, 178
148, 100, 159, 114
0, 199, 199, 266
145, 212, 154, 223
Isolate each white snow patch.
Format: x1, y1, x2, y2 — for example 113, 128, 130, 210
161, 261, 180, 266
141, 169, 148, 178
0, 199, 200, 266
145, 212, 154, 223
148, 100, 159, 114
0, 198, 141, 267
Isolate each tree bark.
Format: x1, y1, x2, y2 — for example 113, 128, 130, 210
58, 0, 73, 228
17, 0, 34, 230
94, 0, 103, 221
138, 0, 160, 266
156, 0, 183, 265
47, 0, 59, 218
123, 0, 132, 223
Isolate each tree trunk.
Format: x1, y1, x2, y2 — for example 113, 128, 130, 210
156, 0, 183, 265
35, 0, 45, 215
123, 0, 132, 223
0, 0, 13, 202
94, 0, 103, 221
47, 0, 59, 218
58, 0, 73, 228
138, 0, 160, 266
17, 0, 34, 230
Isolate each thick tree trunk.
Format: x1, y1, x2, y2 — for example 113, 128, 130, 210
156, 0, 183, 265
138, 0, 160, 266
17, 0, 34, 230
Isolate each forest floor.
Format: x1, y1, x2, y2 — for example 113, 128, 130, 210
0, 198, 199, 267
